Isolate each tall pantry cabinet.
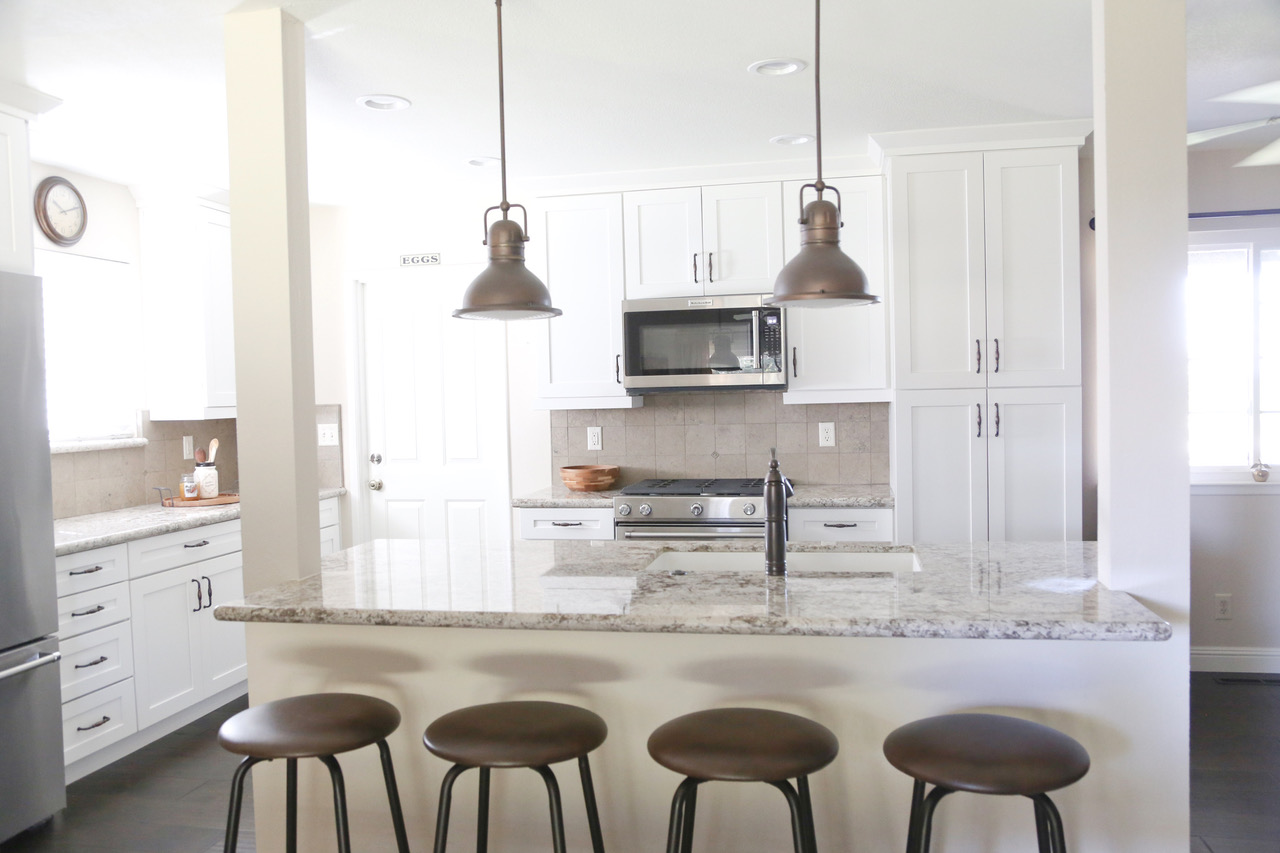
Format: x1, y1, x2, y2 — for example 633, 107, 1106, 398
889, 146, 1083, 543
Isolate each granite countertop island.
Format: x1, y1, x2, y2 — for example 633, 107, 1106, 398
512, 483, 895, 508
216, 538, 1168, 641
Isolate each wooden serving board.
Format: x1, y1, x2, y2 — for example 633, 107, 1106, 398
162, 493, 240, 508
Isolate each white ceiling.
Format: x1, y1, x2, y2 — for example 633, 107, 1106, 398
2, 0, 1279, 206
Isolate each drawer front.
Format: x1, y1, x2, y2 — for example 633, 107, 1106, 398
127, 520, 242, 578
788, 508, 894, 542
318, 498, 340, 530
57, 581, 131, 639
59, 621, 134, 703
519, 508, 614, 540
55, 544, 129, 597
62, 678, 138, 765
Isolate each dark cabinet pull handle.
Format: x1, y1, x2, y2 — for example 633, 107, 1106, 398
184, 540, 210, 549
551, 521, 584, 527
976, 403, 983, 438
993, 338, 1000, 373
77, 716, 110, 732
994, 402, 1001, 437
74, 656, 108, 669
792, 347, 798, 378
708, 252, 714, 282
69, 565, 105, 576
192, 579, 203, 612
976, 339, 982, 373
71, 605, 105, 617
692, 253, 699, 283
615, 354, 621, 384
203, 576, 213, 609
822, 523, 859, 528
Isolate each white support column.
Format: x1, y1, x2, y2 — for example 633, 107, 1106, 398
224, 8, 320, 593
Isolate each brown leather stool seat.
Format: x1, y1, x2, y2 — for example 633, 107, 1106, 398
882, 713, 1091, 853
423, 700, 608, 853
217, 693, 410, 853
647, 708, 839, 853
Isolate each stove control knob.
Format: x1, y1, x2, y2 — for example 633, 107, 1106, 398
690, 503, 704, 517
742, 502, 756, 516
639, 504, 653, 516
617, 503, 632, 517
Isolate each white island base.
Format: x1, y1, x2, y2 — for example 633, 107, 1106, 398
242, 622, 1186, 853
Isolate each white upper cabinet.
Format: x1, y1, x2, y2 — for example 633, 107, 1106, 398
781, 175, 890, 403
529, 193, 637, 408
0, 110, 34, 275
623, 182, 784, 299
890, 147, 1080, 390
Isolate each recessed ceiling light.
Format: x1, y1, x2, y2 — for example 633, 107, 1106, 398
468, 156, 501, 167
749, 58, 807, 77
357, 94, 411, 111
770, 134, 814, 146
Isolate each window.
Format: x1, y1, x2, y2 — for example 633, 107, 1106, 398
35, 249, 143, 442
1187, 227, 1280, 478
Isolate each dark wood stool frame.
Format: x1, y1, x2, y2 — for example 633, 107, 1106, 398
430, 756, 606, 853
902, 779, 1068, 853
662, 773, 821, 853
222, 738, 410, 853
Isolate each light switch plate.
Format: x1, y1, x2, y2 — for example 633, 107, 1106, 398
182, 436, 194, 460
317, 424, 340, 447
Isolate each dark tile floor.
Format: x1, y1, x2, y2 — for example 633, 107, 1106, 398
3, 675, 1277, 852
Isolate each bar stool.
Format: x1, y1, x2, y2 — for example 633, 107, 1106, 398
423, 700, 608, 853
647, 708, 839, 853
882, 713, 1091, 853
217, 692, 411, 853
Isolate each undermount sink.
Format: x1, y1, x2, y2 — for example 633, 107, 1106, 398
645, 550, 918, 575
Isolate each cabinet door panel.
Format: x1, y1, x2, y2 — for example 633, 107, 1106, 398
623, 188, 702, 299
987, 387, 1082, 541
198, 554, 246, 694
894, 390, 987, 543
0, 112, 34, 273
701, 183, 783, 295
984, 148, 1080, 387
891, 153, 986, 389
130, 567, 200, 729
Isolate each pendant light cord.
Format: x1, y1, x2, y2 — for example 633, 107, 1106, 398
813, 0, 824, 195
496, 0, 510, 218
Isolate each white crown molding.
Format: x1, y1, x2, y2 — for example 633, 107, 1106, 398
871, 119, 1094, 157
0, 80, 62, 120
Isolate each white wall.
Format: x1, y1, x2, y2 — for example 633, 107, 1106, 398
1186, 148, 1280, 671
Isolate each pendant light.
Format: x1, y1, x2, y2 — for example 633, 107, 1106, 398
766, 0, 878, 308
454, 0, 561, 321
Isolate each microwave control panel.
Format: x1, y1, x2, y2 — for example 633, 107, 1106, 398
761, 312, 783, 369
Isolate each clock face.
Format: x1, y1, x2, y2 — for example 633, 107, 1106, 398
35, 177, 87, 246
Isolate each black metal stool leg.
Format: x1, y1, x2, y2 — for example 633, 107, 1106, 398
904, 779, 925, 853
532, 765, 567, 853
678, 780, 699, 853
286, 758, 298, 853
318, 755, 352, 853
477, 767, 491, 853
797, 775, 818, 853
1030, 794, 1052, 853
664, 777, 698, 853
375, 740, 412, 853
1031, 793, 1067, 853
913, 786, 952, 853
223, 756, 264, 853
433, 764, 470, 853
767, 779, 807, 853
577, 755, 607, 853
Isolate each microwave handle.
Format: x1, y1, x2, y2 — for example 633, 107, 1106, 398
751, 310, 760, 370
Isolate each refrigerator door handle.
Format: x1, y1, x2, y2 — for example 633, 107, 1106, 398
0, 651, 62, 684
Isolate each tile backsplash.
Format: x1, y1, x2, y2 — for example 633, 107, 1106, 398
551, 392, 889, 486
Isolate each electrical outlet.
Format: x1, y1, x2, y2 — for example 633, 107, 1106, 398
317, 424, 340, 447
818, 422, 836, 447
587, 426, 603, 451
1215, 593, 1232, 620
182, 435, 194, 460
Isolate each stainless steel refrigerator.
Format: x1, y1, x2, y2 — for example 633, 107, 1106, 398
0, 270, 66, 842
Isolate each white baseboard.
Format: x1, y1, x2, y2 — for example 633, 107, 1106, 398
1191, 646, 1280, 674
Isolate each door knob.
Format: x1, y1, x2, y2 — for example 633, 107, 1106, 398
369, 453, 383, 464
368, 479, 384, 491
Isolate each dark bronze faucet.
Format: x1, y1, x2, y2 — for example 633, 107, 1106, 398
764, 448, 794, 576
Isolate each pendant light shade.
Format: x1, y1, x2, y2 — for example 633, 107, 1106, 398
454, 0, 560, 321
766, 0, 878, 309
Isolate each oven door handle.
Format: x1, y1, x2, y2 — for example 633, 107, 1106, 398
620, 530, 764, 540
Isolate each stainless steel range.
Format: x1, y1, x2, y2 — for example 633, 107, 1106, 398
613, 478, 771, 541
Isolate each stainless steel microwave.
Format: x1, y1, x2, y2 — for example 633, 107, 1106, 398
621, 294, 786, 394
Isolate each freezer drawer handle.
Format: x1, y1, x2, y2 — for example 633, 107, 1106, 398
0, 651, 61, 683
71, 605, 105, 617
69, 565, 105, 576
822, 523, 859, 528
184, 540, 210, 549
76, 716, 111, 732
551, 521, 584, 527
74, 656, 108, 669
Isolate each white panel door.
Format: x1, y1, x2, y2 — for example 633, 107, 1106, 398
782, 176, 889, 402
623, 187, 703, 298
890, 153, 987, 389
198, 207, 236, 408
197, 553, 247, 694
529, 193, 630, 402
0, 111, 33, 274
361, 266, 513, 600
130, 566, 200, 729
701, 182, 784, 296
984, 147, 1081, 387
986, 386, 1082, 541
894, 390, 988, 543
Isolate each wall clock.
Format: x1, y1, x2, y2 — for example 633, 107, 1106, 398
34, 176, 87, 247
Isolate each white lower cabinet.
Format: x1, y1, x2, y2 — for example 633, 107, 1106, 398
518, 507, 615, 540
787, 507, 894, 543
893, 387, 1082, 544
130, 550, 245, 729
319, 496, 342, 555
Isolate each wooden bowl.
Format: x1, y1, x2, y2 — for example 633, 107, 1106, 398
560, 464, 620, 491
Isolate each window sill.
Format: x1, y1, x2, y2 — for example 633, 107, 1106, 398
51, 437, 148, 455
1191, 481, 1280, 496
